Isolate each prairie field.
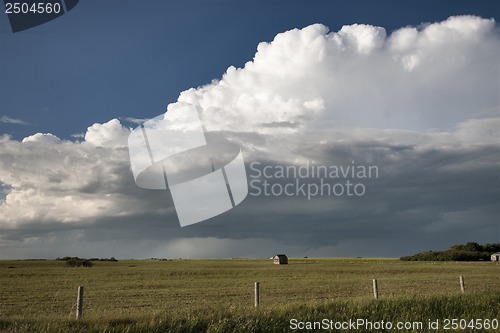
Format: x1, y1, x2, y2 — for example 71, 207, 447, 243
0, 258, 498, 332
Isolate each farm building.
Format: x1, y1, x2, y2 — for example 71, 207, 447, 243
273, 254, 288, 265
491, 253, 500, 262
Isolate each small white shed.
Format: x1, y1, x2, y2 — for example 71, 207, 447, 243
273, 254, 288, 265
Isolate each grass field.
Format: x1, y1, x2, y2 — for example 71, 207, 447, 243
0, 258, 499, 332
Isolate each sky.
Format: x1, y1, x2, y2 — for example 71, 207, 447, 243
0, 0, 499, 259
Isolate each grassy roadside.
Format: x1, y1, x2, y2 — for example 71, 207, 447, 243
1, 292, 499, 332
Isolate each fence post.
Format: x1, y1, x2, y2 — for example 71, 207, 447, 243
372, 279, 379, 300
254, 282, 260, 308
76, 286, 84, 319
459, 276, 465, 293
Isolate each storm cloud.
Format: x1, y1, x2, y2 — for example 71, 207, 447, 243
1, 16, 498, 259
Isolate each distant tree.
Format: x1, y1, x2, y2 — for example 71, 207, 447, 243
63, 257, 93, 267
401, 242, 499, 261
463, 242, 482, 252
483, 243, 500, 253
82, 260, 93, 267
59, 256, 118, 264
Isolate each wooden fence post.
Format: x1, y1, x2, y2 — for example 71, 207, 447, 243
372, 279, 379, 300
459, 276, 465, 293
76, 286, 84, 319
254, 282, 260, 308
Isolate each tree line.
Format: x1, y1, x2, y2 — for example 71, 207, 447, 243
56, 256, 118, 267
400, 242, 500, 261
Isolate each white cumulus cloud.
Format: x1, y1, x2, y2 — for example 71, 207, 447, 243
84, 119, 131, 147
176, 15, 498, 136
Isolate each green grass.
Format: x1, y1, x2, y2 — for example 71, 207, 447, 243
0, 259, 499, 332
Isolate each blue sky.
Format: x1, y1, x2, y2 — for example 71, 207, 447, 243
0, 1, 499, 259
1, 1, 499, 140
